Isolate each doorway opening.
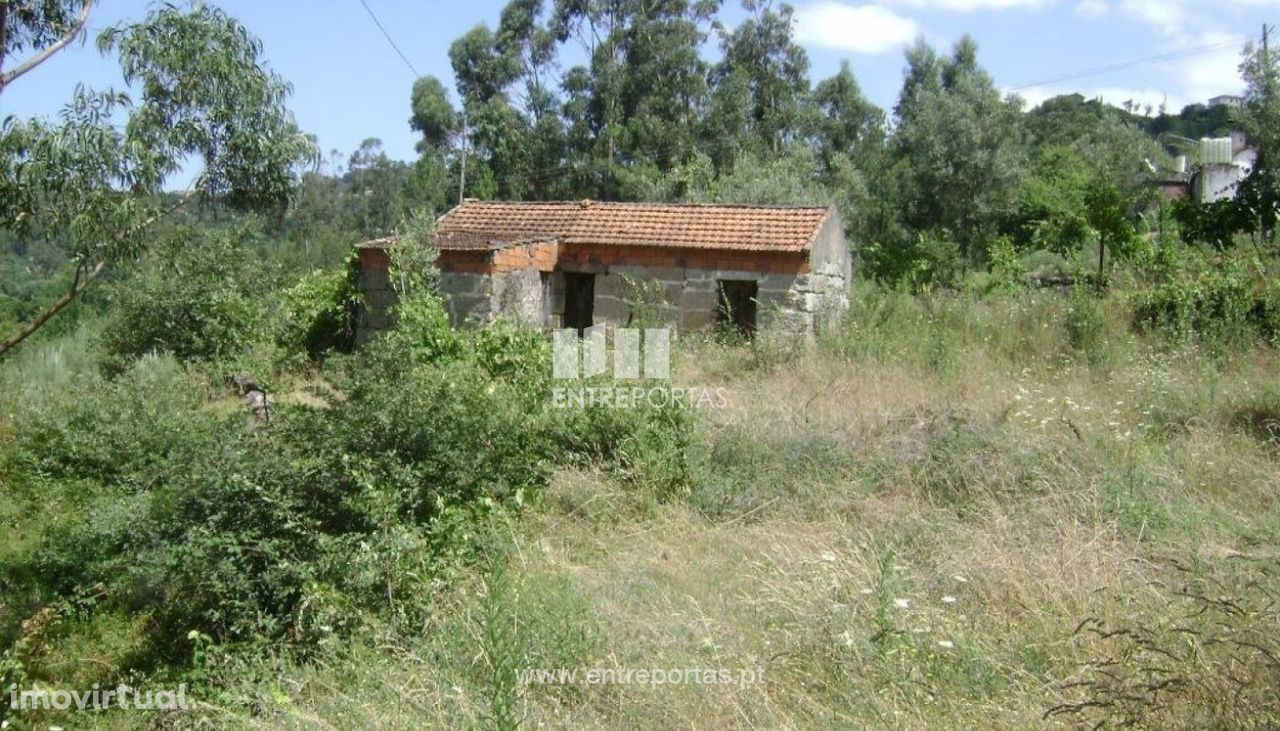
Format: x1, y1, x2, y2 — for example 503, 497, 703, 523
716, 279, 758, 338
562, 272, 595, 334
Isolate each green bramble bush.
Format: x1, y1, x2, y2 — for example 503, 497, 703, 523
99, 226, 267, 374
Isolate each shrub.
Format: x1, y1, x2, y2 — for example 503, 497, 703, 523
384, 289, 461, 363
99, 226, 267, 372
278, 263, 360, 361
1133, 264, 1256, 342
981, 235, 1024, 295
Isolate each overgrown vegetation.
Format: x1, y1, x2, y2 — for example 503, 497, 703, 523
3, 1, 1280, 729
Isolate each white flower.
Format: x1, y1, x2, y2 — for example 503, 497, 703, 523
942, 595, 957, 604
838, 630, 854, 647
938, 640, 955, 649
893, 598, 910, 609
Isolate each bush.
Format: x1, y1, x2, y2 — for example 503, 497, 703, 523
383, 289, 461, 363
1133, 263, 1258, 342
99, 226, 267, 373
3, 298, 691, 664
278, 264, 360, 362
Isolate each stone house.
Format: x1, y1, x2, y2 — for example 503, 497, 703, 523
355, 199, 851, 342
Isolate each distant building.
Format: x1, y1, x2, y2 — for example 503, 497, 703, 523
1157, 179, 1190, 200
1193, 135, 1256, 203
1208, 94, 1245, 109
354, 200, 851, 343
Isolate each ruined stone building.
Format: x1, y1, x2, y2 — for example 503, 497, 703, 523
356, 199, 851, 342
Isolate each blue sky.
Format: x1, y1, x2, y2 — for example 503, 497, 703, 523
1, 0, 1270, 168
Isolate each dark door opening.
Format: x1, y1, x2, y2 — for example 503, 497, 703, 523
716, 280, 758, 338
563, 272, 595, 334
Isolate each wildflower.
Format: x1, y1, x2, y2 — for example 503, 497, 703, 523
893, 598, 910, 609
938, 640, 954, 649
942, 595, 957, 604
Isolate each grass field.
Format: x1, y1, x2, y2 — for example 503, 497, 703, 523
163, 287, 1278, 730
2, 286, 1278, 729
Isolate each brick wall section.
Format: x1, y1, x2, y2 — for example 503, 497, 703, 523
492, 241, 558, 272
355, 246, 395, 345
437, 250, 490, 273
355, 205, 851, 340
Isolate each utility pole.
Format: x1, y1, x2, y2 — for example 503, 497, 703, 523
458, 106, 468, 204
1262, 24, 1274, 244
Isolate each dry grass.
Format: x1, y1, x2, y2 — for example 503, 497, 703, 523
196, 289, 1280, 729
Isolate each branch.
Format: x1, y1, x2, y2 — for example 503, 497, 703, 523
0, 185, 201, 359
0, 0, 94, 92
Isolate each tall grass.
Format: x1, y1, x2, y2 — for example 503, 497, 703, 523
6, 286, 1280, 730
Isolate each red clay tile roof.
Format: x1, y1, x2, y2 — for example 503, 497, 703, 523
435, 200, 833, 252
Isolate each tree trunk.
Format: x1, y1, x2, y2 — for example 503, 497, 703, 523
0, 260, 106, 358
0, 185, 201, 359
0, 0, 94, 92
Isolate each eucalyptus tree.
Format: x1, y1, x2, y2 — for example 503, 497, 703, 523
552, 0, 720, 198
892, 35, 1027, 269
0, 1, 315, 357
811, 60, 886, 235
448, 21, 543, 199
709, 0, 810, 160
1238, 38, 1280, 244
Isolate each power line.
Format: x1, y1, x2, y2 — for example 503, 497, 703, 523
356, 0, 420, 78
1009, 36, 1248, 92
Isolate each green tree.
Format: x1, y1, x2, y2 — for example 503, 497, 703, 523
0, 1, 314, 357
710, 0, 808, 158
410, 75, 458, 151
892, 36, 1027, 269
345, 138, 411, 237
1084, 173, 1137, 284
1013, 145, 1093, 255
1238, 37, 1280, 243
811, 60, 885, 236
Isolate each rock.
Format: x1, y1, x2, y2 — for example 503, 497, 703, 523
230, 372, 261, 395
243, 389, 274, 427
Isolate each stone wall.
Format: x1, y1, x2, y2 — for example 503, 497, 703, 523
438, 269, 547, 328
551, 266, 804, 334
356, 208, 852, 340
355, 246, 395, 346
439, 271, 493, 326
800, 208, 853, 338
491, 268, 547, 327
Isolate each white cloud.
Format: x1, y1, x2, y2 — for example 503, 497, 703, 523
1119, 0, 1194, 37
1180, 34, 1247, 100
1073, 0, 1109, 18
886, 0, 1048, 10
794, 2, 921, 54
